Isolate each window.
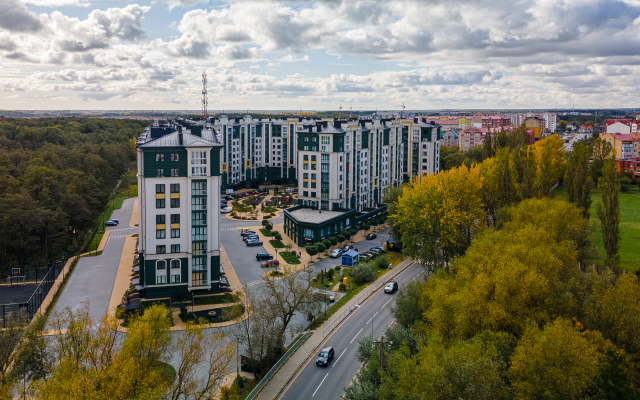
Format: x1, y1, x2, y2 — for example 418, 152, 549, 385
170, 153, 179, 161
157, 275, 166, 284
171, 244, 180, 253
303, 191, 308, 197
170, 184, 179, 193
156, 199, 165, 208
156, 184, 165, 193
170, 198, 180, 208
171, 169, 179, 177
156, 215, 165, 224
156, 245, 166, 254
311, 192, 316, 197
171, 214, 180, 224
303, 173, 309, 179
171, 229, 180, 238
170, 259, 180, 269
156, 260, 166, 269
156, 153, 164, 162
156, 229, 165, 239
170, 274, 180, 284
191, 151, 207, 176
156, 169, 165, 177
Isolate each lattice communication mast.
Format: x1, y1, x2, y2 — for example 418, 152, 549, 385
201, 70, 208, 120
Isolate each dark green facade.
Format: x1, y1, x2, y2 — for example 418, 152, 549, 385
144, 147, 188, 177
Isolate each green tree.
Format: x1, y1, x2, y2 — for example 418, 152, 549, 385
511, 145, 537, 201
597, 156, 620, 271
564, 141, 593, 219
559, 120, 567, 130
483, 132, 494, 159
350, 263, 376, 284
590, 138, 614, 183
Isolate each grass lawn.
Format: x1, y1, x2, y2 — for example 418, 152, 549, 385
269, 239, 285, 248
279, 251, 301, 264
260, 228, 274, 237
87, 231, 105, 252
556, 185, 640, 271
194, 293, 239, 306
84, 250, 103, 257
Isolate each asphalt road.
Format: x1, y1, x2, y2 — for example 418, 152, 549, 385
279, 262, 424, 400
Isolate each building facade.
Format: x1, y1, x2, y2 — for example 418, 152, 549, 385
136, 120, 225, 299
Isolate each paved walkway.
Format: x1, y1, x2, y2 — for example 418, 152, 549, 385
47, 198, 138, 325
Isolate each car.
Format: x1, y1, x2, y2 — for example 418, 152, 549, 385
225, 195, 235, 200
343, 245, 353, 252
316, 346, 335, 366
105, 220, 117, 226
241, 230, 256, 237
362, 250, 376, 258
371, 246, 385, 253
369, 248, 382, 254
246, 239, 263, 247
261, 260, 280, 268
256, 253, 274, 261
111, 219, 119, 225
330, 249, 343, 258
243, 235, 259, 242
221, 206, 233, 214
360, 253, 372, 261
366, 233, 377, 240
384, 281, 399, 294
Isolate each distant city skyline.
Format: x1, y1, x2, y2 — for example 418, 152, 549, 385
2, 0, 640, 110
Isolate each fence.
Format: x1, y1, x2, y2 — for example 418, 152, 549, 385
322, 258, 414, 337
245, 330, 312, 400
0, 263, 57, 284
0, 261, 62, 328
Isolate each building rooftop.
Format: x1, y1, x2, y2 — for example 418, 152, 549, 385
137, 124, 222, 148
288, 207, 350, 224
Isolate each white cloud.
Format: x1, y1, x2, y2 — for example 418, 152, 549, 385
22, 0, 91, 7
156, 0, 209, 11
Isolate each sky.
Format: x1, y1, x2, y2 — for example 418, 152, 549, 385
1, 0, 640, 111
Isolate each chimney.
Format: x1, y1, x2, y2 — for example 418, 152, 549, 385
179, 133, 183, 145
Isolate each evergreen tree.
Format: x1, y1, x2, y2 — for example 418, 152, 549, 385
565, 141, 593, 219
597, 156, 621, 271
483, 132, 493, 159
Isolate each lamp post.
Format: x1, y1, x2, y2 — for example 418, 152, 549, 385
355, 304, 373, 342
235, 336, 240, 376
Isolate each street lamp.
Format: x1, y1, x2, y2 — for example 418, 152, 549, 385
355, 304, 373, 342
235, 336, 240, 376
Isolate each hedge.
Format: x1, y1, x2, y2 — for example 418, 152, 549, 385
330, 236, 339, 245
306, 246, 318, 256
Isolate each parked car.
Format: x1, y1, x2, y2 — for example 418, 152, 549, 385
225, 195, 235, 200
261, 260, 280, 268
316, 346, 335, 367
384, 281, 399, 294
360, 253, 373, 261
221, 206, 233, 214
330, 249, 343, 258
369, 248, 382, 254
246, 239, 263, 247
111, 219, 119, 225
256, 253, 274, 261
105, 220, 117, 226
243, 235, 259, 242
241, 230, 256, 237
366, 233, 377, 240
343, 245, 353, 252
372, 246, 385, 253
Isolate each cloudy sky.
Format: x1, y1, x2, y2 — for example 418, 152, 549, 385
1, 0, 640, 110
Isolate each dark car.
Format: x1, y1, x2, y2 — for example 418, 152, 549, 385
243, 235, 259, 242
384, 281, 399, 294
111, 219, 119, 225
362, 250, 376, 259
256, 253, 273, 261
225, 195, 235, 200
241, 230, 256, 237
246, 239, 263, 247
316, 346, 335, 367
366, 233, 377, 240
105, 220, 117, 226
369, 248, 382, 254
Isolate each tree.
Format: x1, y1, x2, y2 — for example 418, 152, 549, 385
261, 265, 316, 335
350, 263, 376, 284
559, 120, 567, 131
590, 138, 614, 184
511, 145, 537, 201
597, 156, 620, 271
0, 308, 29, 385
390, 280, 424, 328
564, 141, 593, 219
533, 135, 566, 197
382, 184, 407, 241
510, 318, 599, 400
483, 132, 494, 159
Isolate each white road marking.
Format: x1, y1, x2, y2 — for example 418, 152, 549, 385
382, 298, 393, 309
411, 271, 425, 282
350, 328, 363, 344
332, 348, 347, 368
366, 312, 378, 325
312, 373, 329, 397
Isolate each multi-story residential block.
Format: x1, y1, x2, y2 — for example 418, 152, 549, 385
441, 129, 460, 148
600, 132, 640, 160
524, 117, 547, 141
616, 157, 640, 178
606, 119, 639, 135
480, 116, 511, 129
510, 112, 557, 132
136, 120, 226, 299
459, 128, 488, 150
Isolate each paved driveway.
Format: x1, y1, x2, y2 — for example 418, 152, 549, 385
47, 198, 138, 326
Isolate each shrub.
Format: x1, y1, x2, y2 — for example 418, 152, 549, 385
327, 269, 335, 281
322, 239, 332, 249
363, 224, 371, 231
316, 243, 326, 253
337, 234, 346, 242
262, 220, 270, 227
349, 228, 358, 235
339, 283, 347, 292
334, 266, 341, 272
274, 231, 283, 241
306, 246, 318, 256
351, 263, 376, 284
330, 236, 338, 246
375, 254, 389, 269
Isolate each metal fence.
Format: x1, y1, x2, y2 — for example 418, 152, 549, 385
322, 258, 414, 337
0, 261, 61, 327
245, 330, 312, 400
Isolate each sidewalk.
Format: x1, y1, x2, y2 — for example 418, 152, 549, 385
255, 257, 414, 400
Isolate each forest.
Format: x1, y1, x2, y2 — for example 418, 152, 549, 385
0, 117, 149, 266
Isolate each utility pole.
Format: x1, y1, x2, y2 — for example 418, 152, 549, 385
373, 334, 393, 377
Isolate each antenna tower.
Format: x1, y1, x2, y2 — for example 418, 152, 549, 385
201, 70, 208, 120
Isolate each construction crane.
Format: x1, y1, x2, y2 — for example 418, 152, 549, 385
349, 104, 366, 118
201, 70, 208, 120
338, 104, 344, 117
395, 102, 406, 118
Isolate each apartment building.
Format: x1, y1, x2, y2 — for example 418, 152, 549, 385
459, 128, 488, 150
136, 120, 226, 299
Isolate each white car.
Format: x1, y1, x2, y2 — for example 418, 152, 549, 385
330, 249, 343, 258
221, 206, 233, 214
